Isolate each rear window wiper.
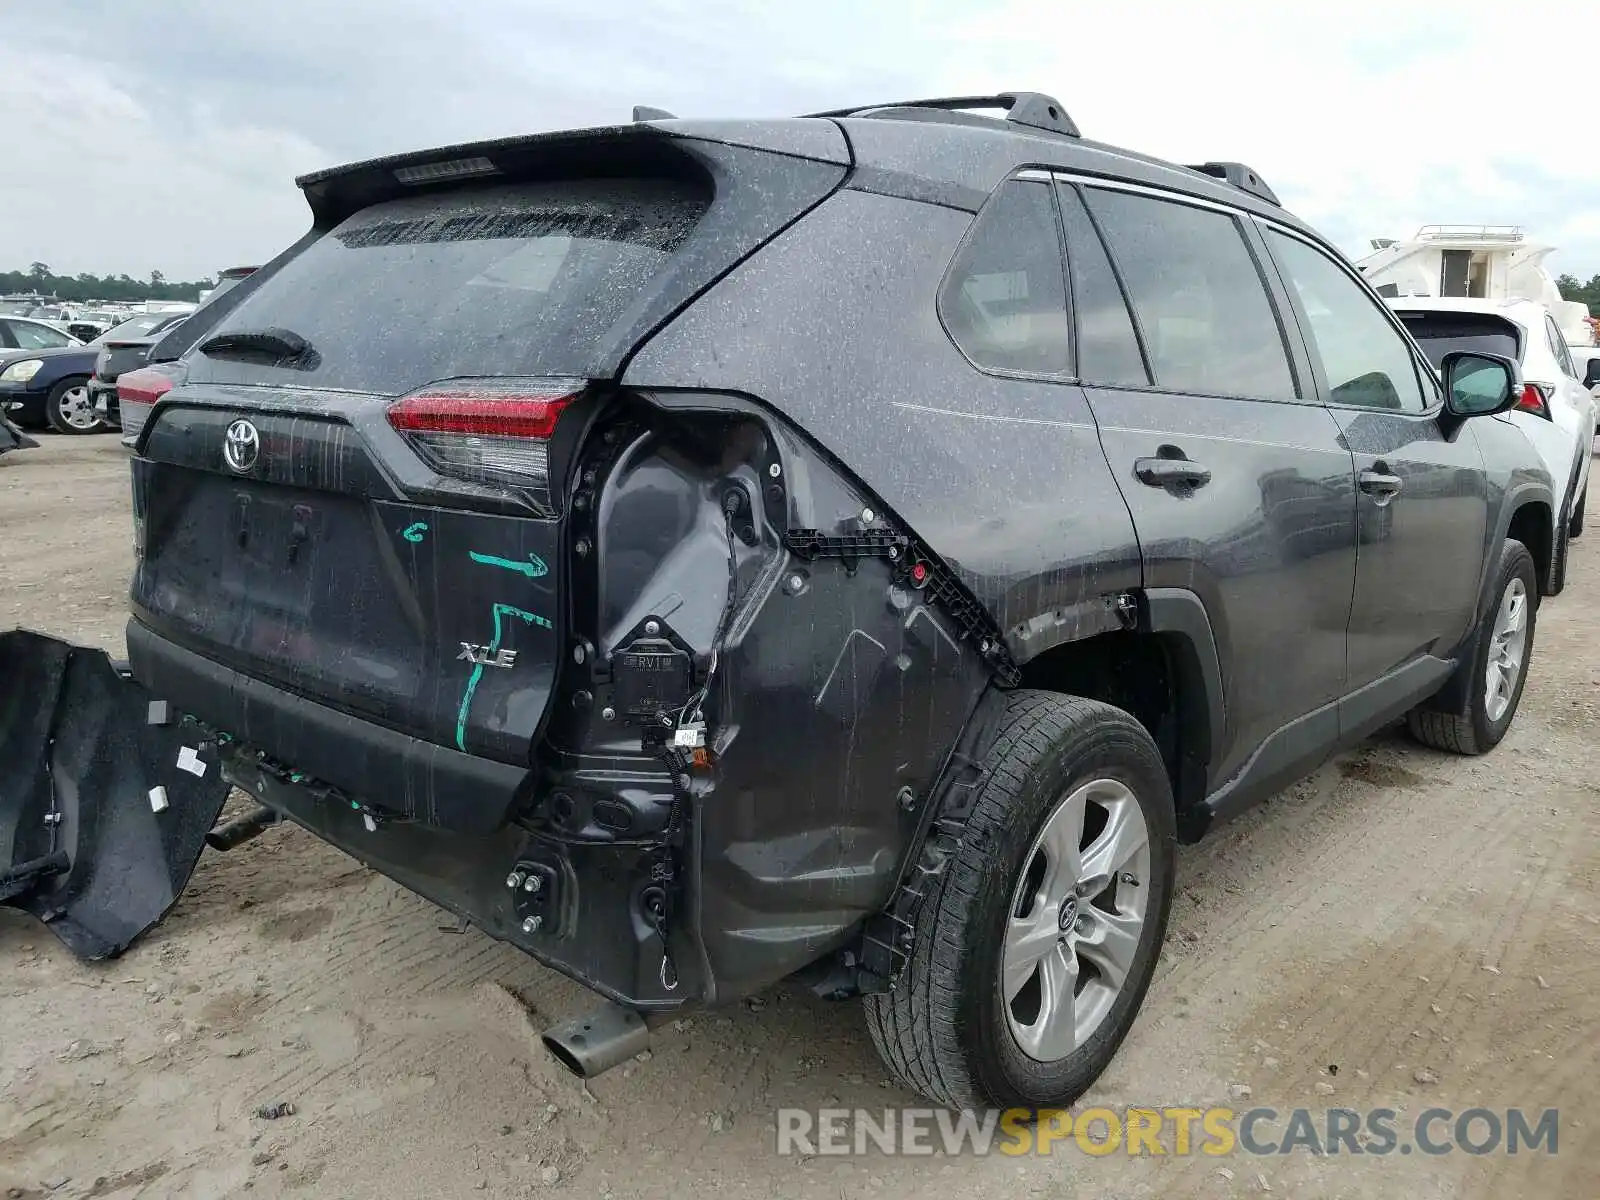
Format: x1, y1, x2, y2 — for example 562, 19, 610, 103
199, 326, 315, 363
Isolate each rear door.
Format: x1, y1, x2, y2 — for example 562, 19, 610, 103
1060, 181, 1357, 785
1262, 229, 1488, 690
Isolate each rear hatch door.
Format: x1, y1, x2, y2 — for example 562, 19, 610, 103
130, 125, 848, 781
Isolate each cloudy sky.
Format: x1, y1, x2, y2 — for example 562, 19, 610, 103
4, 0, 1598, 282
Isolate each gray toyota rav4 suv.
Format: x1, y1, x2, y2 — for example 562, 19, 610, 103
0, 93, 1555, 1110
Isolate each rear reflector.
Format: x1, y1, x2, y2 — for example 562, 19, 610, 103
387, 378, 582, 511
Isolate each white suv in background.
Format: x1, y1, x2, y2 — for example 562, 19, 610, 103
1567, 343, 1600, 394
1392, 298, 1595, 559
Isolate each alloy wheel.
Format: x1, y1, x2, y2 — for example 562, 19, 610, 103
1002, 778, 1152, 1062
1484, 576, 1529, 723
56, 384, 100, 431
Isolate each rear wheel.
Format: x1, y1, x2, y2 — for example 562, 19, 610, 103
45, 377, 105, 435
1407, 539, 1536, 755
864, 692, 1175, 1109
1570, 484, 1586, 539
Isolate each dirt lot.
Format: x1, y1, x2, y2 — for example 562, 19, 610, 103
2, 436, 1598, 1199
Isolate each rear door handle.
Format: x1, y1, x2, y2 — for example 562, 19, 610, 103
1358, 468, 1403, 503
1135, 457, 1211, 488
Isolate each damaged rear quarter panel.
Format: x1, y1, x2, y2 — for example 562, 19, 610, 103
543, 401, 994, 1000
621, 187, 1143, 646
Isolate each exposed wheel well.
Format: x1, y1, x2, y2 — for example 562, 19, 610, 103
1017, 630, 1208, 824
1506, 500, 1553, 594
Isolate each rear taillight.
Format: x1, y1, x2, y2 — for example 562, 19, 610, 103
1516, 383, 1553, 418
386, 377, 582, 511
117, 366, 178, 441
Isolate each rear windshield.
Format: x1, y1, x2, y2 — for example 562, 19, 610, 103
1393, 311, 1521, 370
194, 178, 708, 392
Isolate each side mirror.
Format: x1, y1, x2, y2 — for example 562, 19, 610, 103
1584, 359, 1600, 390
1441, 350, 1522, 418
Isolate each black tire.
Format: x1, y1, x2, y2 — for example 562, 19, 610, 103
864, 691, 1175, 1109
1570, 484, 1586, 539
1407, 539, 1537, 755
44, 376, 105, 435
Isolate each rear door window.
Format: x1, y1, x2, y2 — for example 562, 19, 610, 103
1056, 184, 1149, 387
939, 178, 1071, 376
1083, 188, 1296, 400
194, 178, 709, 393
1265, 230, 1428, 412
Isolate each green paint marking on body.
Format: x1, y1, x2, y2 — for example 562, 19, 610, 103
454, 603, 553, 751
402, 522, 428, 543
469, 550, 549, 578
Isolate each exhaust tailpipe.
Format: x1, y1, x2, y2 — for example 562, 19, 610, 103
541, 1002, 651, 1079
205, 805, 280, 852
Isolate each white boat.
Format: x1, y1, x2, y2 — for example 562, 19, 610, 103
1355, 225, 1595, 346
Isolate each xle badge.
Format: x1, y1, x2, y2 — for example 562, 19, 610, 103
458, 643, 517, 668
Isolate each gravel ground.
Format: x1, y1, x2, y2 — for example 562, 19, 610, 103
2, 436, 1598, 1199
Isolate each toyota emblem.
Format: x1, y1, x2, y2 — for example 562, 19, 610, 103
223, 419, 260, 473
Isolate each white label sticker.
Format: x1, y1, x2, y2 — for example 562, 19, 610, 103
148, 786, 169, 813
672, 726, 706, 748
175, 746, 207, 778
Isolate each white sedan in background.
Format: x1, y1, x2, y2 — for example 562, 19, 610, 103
1392, 297, 1596, 564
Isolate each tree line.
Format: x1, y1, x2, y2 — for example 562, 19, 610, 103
1, 262, 212, 304
1557, 274, 1600, 315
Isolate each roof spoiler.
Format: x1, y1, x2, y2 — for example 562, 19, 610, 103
1185, 162, 1280, 206
806, 91, 1080, 139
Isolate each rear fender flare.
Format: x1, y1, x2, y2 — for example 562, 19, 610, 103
1428, 481, 1553, 715
1491, 480, 1555, 600
1142, 587, 1226, 788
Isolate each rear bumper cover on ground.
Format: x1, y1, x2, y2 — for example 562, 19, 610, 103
0, 630, 229, 959
0, 416, 37, 454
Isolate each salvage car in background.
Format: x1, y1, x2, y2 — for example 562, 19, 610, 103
2, 308, 212, 436
0, 344, 104, 434
2, 92, 1559, 1112
2, 315, 83, 353
1393, 298, 1595, 572
88, 309, 192, 429
92, 266, 257, 431
66, 310, 116, 342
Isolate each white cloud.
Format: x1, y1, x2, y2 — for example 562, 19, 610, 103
4, 0, 1599, 279
0, 45, 326, 279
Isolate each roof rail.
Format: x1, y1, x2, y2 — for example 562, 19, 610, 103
1185, 162, 1280, 206
632, 105, 677, 122
806, 92, 1080, 138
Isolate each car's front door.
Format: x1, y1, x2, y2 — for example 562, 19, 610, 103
1060, 182, 1358, 787
1259, 226, 1489, 697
